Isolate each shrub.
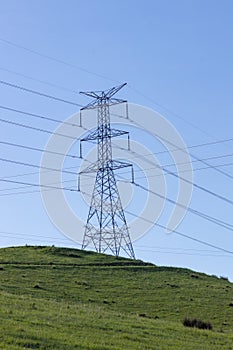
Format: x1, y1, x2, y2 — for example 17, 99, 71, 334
33, 284, 42, 289
220, 276, 229, 282
183, 317, 212, 330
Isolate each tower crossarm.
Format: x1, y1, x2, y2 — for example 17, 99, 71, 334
79, 160, 132, 175
80, 83, 127, 110
108, 160, 132, 171
81, 128, 129, 143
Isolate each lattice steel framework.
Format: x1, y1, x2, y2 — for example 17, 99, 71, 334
79, 83, 135, 259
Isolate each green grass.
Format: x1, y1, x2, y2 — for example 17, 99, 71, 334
0, 246, 233, 349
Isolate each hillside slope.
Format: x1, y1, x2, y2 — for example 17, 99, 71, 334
0, 246, 232, 349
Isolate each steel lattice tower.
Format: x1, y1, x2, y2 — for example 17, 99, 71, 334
79, 83, 135, 259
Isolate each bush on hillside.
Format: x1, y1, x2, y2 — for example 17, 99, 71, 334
183, 317, 212, 330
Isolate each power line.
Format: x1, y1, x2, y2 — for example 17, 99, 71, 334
156, 152, 233, 169
1, 40, 232, 261
147, 137, 233, 154
1, 138, 233, 176
80, 189, 233, 255
0, 66, 79, 94
2, 159, 233, 235
82, 161, 233, 181
0, 156, 79, 177
0, 233, 72, 245
0, 137, 233, 193
112, 138, 233, 162
1, 177, 233, 257
165, 167, 233, 204
4, 229, 229, 258
115, 112, 233, 180
0, 80, 233, 208
127, 85, 222, 142
0, 115, 78, 139
0, 230, 72, 243
1, 229, 231, 257
0, 230, 230, 254
111, 130, 233, 205
0, 37, 117, 83
1, 36, 231, 152
0, 36, 224, 145
0, 178, 78, 192
2, 106, 233, 169
81, 110, 233, 207
124, 208, 233, 255
108, 152, 233, 176
1, 169, 39, 181
134, 244, 221, 252
80, 170, 233, 231
113, 145, 233, 180
1, 109, 233, 209
2, 103, 233, 157
1, 116, 233, 211
0, 157, 93, 194
0, 77, 232, 182
0, 186, 65, 197
1, 154, 232, 242
134, 162, 233, 180
134, 248, 233, 258
0, 140, 80, 159
0, 79, 82, 107
0, 105, 79, 127
115, 175, 233, 232
131, 180, 233, 230
0, 179, 76, 194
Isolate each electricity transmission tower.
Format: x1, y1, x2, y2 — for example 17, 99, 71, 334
79, 83, 135, 259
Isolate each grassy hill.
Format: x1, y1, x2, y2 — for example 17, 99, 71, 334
0, 246, 233, 349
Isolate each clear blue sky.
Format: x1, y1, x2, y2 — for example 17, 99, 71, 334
0, 0, 233, 280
